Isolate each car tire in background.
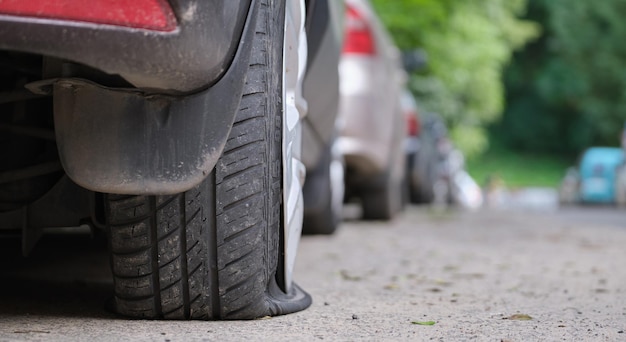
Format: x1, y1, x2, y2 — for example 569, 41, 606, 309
361, 110, 406, 220
105, 0, 311, 320
411, 140, 437, 204
361, 170, 403, 220
302, 137, 344, 235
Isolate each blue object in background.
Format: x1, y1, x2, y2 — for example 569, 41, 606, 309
579, 147, 625, 203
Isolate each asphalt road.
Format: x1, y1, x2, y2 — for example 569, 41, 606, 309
1, 205, 625, 341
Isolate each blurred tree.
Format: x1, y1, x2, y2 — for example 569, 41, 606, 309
496, 0, 626, 155
371, 0, 538, 157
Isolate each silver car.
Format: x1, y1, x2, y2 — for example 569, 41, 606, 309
338, 0, 407, 220
302, 0, 346, 235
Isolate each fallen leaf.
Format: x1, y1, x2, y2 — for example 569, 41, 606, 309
454, 273, 485, 280
384, 283, 399, 290
505, 314, 533, 321
412, 321, 436, 326
339, 270, 362, 281
435, 279, 453, 286
443, 265, 458, 272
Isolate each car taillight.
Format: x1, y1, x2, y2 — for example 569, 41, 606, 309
343, 4, 375, 55
0, 0, 177, 32
406, 112, 421, 137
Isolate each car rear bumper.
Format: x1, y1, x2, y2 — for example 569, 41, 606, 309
0, 0, 251, 93
338, 93, 393, 174
23, 0, 259, 195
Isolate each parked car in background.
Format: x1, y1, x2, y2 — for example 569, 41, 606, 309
0, 0, 314, 320
338, 0, 407, 220
560, 147, 625, 204
407, 112, 481, 208
302, 0, 345, 235
408, 113, 447, 203
401, 89, 423, 203
616, 162, 626, 206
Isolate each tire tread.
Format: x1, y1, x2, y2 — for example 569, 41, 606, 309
107, 0, 285, 320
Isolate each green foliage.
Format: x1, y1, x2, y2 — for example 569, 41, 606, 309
450, 125, 489, 159
371, 0, 539, 157
368, 0, 451, 50
466, 141, 571, 188
497, 0, 626, 155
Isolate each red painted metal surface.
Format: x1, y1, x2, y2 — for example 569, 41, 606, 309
0, 0, 177, 31
343, 4, 375, 55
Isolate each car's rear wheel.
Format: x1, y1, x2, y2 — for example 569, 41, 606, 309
361, 170, 402, 220
105, 0, 311, 320
302, 137, 344, 235
361, 135, 405, 220
411, 148, 437, 204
